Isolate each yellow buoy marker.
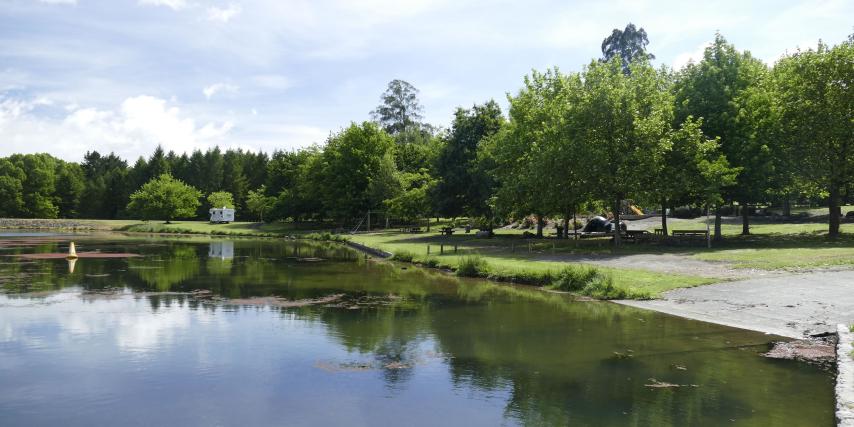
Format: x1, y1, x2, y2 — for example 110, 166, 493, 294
67, 242, 78, 259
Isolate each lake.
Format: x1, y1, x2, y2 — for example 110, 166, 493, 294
0, 233, 835, 426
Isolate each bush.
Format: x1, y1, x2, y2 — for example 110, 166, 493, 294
304, 232, 348, 242
551, 265, 603, 291
456, 255, 490, 277
423, 257, 439, 268
391, 250, 414, 262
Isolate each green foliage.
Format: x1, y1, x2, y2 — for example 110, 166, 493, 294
371, 79, 424, 135
246, 186, 276, 222
601, 23, 655, 73
303, 232, 349, 242
434, 100, 505, 219
126, 174, 202, 222
775, 38, 854, 236
391, 250, 415, 262
207, 191, 235, 209
456, 255, 490, 277
314, 122, 398, 221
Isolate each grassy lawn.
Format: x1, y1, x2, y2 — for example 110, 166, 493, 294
349, 231, 716, 299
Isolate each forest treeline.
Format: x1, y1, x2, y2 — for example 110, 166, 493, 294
1, 27, 851, 238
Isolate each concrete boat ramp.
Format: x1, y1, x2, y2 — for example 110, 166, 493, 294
617, 269, 854, 339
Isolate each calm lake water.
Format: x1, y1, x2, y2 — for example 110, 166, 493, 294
0, 233, 835, 426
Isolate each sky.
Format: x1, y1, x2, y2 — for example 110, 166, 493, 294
1, 0, 852, 162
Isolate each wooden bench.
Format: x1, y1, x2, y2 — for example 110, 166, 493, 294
439, 227, 454, 236
399, 225, 422, 233
671, 229, 709, 238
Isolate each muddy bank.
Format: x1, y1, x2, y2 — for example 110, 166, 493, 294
763, 336, 836, 367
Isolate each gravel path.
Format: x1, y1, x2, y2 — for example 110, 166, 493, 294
617, 270, 854, 338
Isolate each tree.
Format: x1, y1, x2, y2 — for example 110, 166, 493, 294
207, 191, 235, 209
9, 153, 60, 218
55, 162, 85, 218
246, 186, 276, 222
127, 174, 202, 223
433, 100, 505, 219
654, 117, 739, 235
601, 23, 655, 74
315, 122, 398, 221
674, 33, 774, 238
371, 79, 424, 135
0, 159, 25, 217
775, 38, 854, 237
385, 171, 435, 223
575, 58, 672, 245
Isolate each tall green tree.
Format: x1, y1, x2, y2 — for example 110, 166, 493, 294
576, 58, 672, 245
315, 122, 398, 221
371, 79, 424, 135
55, 162, 85, 218
654, 117, 739, 235
601, 23, 655, 74
674, 33, 774, 238
246, 186, 276, 222
127, 174, 202, 223
207, 191, 235, 209
775, 38, 854, 237
0, 159, 25, 217
433, 100, 505, 219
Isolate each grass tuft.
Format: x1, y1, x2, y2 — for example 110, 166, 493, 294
456, 255, 490, 277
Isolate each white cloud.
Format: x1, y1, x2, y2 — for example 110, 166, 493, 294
138, 0, 188, 10
671, 41, 711, 70
0, 94, 234, 161
207, 4, 241, 23
251, 74, 292, 90
202, 82, 239, 99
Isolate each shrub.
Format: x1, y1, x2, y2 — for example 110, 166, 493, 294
304, 232, 348, 242
423, 257, 439, 268
456, 255, 490, 277
391, 250, 414, 262
551, 265, 603, 292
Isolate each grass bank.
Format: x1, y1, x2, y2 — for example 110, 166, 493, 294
353, 232, 716, 299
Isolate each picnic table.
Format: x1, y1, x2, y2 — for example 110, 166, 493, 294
671, 229, 708, 238
399, 225, 422, 233
439, 226, 454, 236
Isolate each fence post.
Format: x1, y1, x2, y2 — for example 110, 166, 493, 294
454, 245, 458, 253
440, 244, 444, 255
427, 245, 430, 255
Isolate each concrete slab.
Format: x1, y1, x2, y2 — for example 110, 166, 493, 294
617, 270, 854, 338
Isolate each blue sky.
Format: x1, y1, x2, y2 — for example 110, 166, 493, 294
1, 0, 852, 162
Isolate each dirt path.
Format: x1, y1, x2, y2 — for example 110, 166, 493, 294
534, 252, 778, 280
617, 270, 854, 338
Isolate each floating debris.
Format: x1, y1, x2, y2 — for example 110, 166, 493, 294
763, 337, 836, 366
223, 293, 345, 308
645, 378, 698, 389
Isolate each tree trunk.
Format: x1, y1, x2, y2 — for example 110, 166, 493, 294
660, 199, 668, 237
829, 184, 841, 238
741, 203, 750, 235
536, 214, 544, 238
783, 198, 791, 217
562, 215, 569, 240
714, 207, 723, 242
573, 210, 579, 240
613, 198, 621, 246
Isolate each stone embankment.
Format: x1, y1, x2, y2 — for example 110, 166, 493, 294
838, 324, 854, 426
0, 218, 112, 231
